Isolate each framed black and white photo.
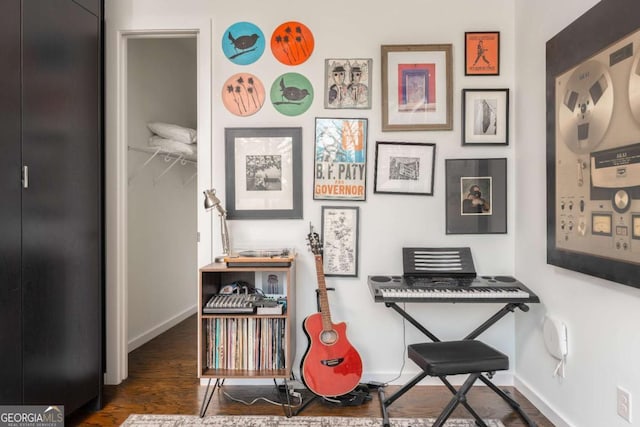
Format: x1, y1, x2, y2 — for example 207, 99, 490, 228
445, 158, 507, 234
374, 142, 436, 195
225, 127, 302, 219
321, 206, 359, 277
462, 89, 509, 145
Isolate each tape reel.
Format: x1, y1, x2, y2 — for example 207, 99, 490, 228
628, 52, 640, 124
558, 60, 613, 154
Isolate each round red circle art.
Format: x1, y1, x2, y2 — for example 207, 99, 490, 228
270, 21, 314, 66
221, 73, 265, 116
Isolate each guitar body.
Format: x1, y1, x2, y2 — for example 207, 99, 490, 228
301, 312, 363, 397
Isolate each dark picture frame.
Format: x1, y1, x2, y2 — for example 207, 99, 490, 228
313, 117, 368, 201
381, 44, 453, 131
321, 206, 359, 277
445, 158, 507, 234
546, 0, 640, 288
374, 142, 436, 195
464, 31, 500, 76
462, 89, 509, 145
225, 127, 302, 219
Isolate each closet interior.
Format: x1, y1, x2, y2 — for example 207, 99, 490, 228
126, 36, 198, 351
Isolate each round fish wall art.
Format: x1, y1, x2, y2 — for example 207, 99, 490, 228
270, 72, 314, 116
222, 21, 265, 65
270, 21, 314, 66
222, 73, 265, 116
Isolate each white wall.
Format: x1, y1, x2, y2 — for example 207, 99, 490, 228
514, 2, 640, 427
126, 38, 198, 350
107, 0, 517, 383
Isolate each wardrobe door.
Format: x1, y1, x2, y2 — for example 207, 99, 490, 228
0, 0, 23, 404
21, 0, 102, 412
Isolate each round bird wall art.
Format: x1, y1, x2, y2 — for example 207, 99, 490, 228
222, 73, 265, 117
270, 21, 314, 66
222, 21, 265, 65
270, 72, 314, 116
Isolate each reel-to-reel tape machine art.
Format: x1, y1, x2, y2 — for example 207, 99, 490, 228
547, 0, 640, 287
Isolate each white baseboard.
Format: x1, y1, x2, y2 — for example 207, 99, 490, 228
514, 375, 573, 427
128, 305, 197, 353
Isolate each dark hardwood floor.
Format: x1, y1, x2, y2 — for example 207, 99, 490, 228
68, 315, 554, 426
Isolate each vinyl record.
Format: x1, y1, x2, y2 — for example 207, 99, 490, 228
222, 21, 265, 65
628, 52, 640, 124
270, 21, 314, 66
557, 60, 613, 154
222, 73, 265, 116
270, 72, 314, 116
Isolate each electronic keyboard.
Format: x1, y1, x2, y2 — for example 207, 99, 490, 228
368, 275, 540, 304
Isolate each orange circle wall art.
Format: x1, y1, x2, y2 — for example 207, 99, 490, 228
270, 21, 314, 66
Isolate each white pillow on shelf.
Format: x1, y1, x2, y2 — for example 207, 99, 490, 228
147, 122, 197, 144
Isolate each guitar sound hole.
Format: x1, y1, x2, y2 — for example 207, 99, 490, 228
320, 330, 338, 345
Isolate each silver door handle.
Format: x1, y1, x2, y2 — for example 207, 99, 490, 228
22, 165, 28, 189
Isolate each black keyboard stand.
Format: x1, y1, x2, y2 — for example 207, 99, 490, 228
378, 301, 537, 427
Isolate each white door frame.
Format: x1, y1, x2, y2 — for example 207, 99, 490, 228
105, 26, 212, 385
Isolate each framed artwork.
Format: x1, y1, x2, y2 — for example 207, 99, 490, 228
374, 142, 436, 195
270, 21, 314, 65
221, 21, 265, 65
465, 31, 500, 76
381, 44, 453, 131
462, 89, 509, 145
255, 271, 286, 297
270, 72, 314, 116
445, 158, 507, 234
225, 127, 302, 219
221, 73, 265, 117
321, 206, 359, 277
546, 0, 640, 288
313, 118, 368, 201
324, 58, 372, 109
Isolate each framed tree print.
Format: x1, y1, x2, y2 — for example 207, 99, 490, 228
225, 127, 302, 219
374, 142, 436, 195
381, 44, 453, 131
445, 158, 507, 234
321, 206, 359, 277
313, 118, 368, 201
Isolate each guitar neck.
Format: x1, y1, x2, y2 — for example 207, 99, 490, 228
314, 254, 333, 331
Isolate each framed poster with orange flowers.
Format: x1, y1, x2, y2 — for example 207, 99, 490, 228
465, 32, 500, 76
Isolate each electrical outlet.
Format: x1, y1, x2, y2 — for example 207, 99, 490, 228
617, 386, 632, 422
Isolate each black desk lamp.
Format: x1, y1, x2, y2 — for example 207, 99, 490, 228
203, 188, 230, 262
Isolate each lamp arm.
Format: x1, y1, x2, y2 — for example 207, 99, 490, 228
219, 214, 230, 256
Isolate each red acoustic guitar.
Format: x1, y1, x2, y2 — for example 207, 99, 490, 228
301, 226, 363, 397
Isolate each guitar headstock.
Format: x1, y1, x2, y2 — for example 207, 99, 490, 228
306, 222, 323, 256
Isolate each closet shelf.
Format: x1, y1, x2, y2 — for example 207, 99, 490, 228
128, 145, 197, 185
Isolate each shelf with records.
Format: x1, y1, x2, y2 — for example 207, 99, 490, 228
197, 259, 296, 379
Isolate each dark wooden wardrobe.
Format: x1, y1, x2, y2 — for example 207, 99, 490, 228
0, 0, 104, 414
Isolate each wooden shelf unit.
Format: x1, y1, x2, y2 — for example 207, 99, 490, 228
197, 260, 296, 381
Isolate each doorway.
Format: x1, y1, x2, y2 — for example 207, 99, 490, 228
126, 35, 198, 352
107, 29, 210, 384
